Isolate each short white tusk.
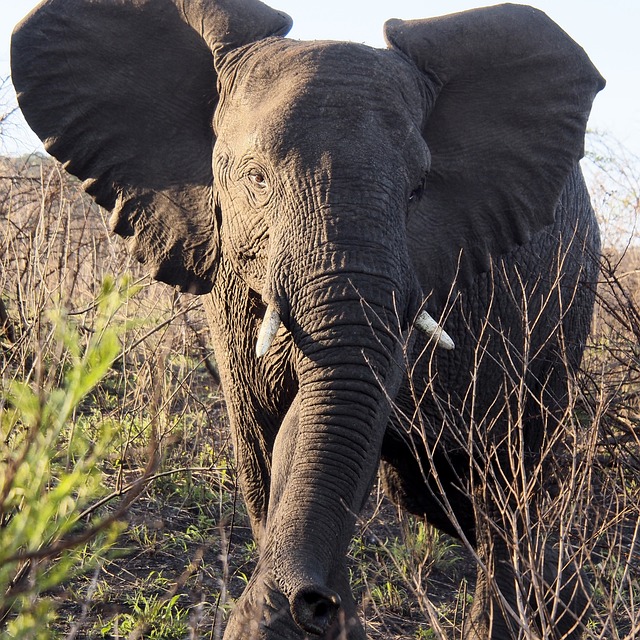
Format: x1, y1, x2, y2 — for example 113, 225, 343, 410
256, 304, 282, 358
415, 311, 455, 350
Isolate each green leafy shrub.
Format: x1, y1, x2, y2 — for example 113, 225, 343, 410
0, 277, 136, 638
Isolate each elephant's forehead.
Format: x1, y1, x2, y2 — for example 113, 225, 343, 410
218, 38, 425, 149
244, 39, 405, 88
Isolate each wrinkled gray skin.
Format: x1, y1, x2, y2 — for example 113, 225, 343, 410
12, 1, 604, 638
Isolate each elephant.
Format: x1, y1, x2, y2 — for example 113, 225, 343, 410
11, 1, 604, 638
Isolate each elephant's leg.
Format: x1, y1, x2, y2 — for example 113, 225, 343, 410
465, 504, 592, 640
465, 363, 592, 640
535, 543, 593, 639
203, 282, 295, 548
380, 429, 477, 543
524, 350, 593, 639
464, 450, 550, 640
223, 398, 303, 640
207, 352, 276, 546
464, 511, 526, 640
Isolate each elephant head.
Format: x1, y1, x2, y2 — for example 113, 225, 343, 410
12, 1, 603, 638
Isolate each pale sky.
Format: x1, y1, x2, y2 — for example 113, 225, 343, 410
1, 0, 638, 157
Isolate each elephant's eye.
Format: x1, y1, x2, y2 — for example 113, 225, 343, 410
248, 169, 268, 190
409, 174, 428, 204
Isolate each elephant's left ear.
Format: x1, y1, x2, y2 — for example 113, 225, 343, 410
11, 0, 292, 294
385, 5, 605, 298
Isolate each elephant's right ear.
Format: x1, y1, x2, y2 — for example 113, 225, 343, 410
11, 0, 292, 294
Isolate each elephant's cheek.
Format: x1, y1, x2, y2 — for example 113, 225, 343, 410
220, 204, 270, 293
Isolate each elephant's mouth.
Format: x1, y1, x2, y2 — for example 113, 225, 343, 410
255, 302, 454, 358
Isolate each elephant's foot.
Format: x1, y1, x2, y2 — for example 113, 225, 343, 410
223, 577, 291, 640
462, 570, 513, 640
462, 543, 592, 640
534, 543, 593, 640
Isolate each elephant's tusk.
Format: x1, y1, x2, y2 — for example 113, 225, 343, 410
256, 304, 282, 358
415, 311, 455, 350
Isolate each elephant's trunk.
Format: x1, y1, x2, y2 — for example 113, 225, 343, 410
265, 266, 411, 635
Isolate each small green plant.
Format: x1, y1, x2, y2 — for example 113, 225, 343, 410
414, 626, 437, 639
0, 277, 138, 638
98, 592, 190, 639
369, 579, 409, 612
